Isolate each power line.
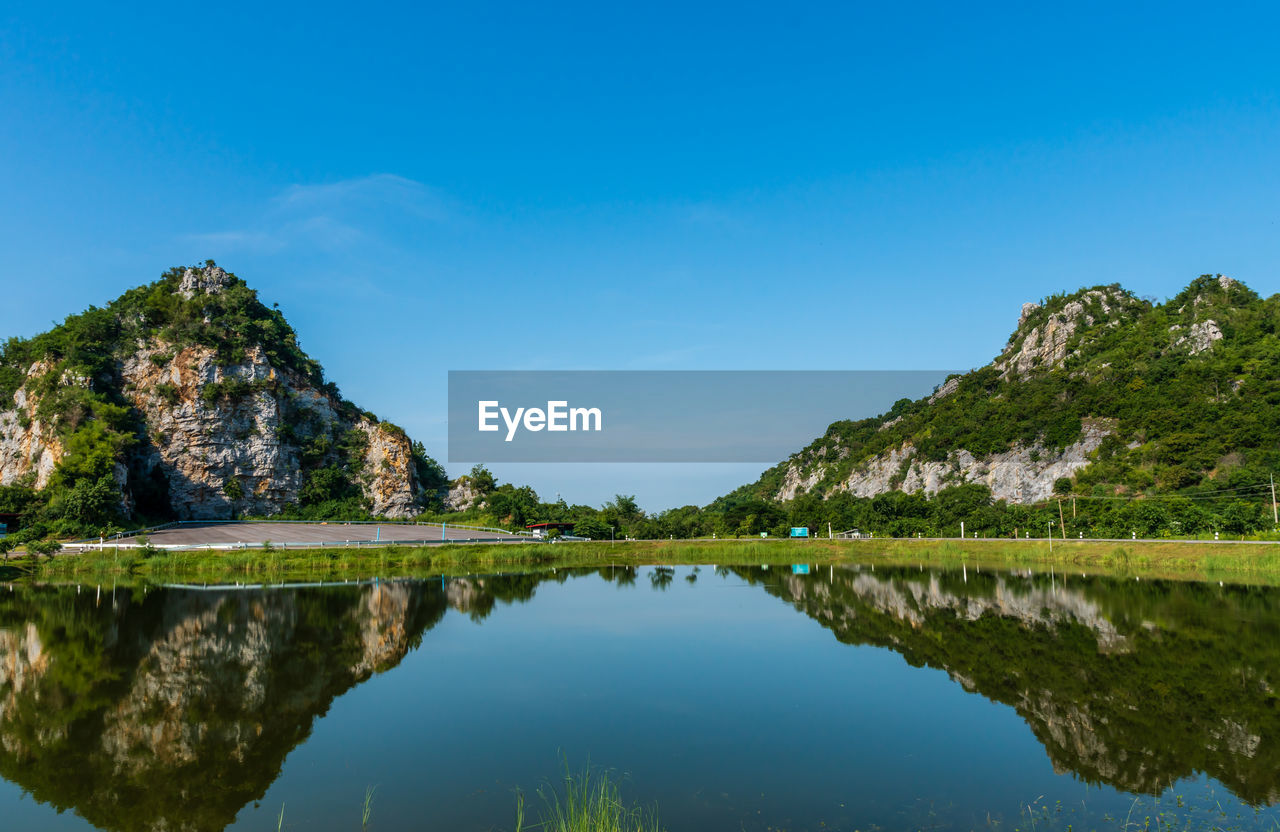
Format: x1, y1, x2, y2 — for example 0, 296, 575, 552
1064, 486, 1272, 503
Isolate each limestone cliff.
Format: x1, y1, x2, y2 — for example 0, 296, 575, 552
0, 362, 63, 490
0, 263, 438, 521
779, 418, 1115, 504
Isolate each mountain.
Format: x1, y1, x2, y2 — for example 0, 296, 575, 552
737, 275, 1280, 509
0, 263, 445, 532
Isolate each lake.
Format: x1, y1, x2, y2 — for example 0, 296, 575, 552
1, 563, 1278, 831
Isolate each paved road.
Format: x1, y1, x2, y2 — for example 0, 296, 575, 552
94, 521, 529, 548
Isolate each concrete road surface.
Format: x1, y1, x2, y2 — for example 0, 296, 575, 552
105, 521, 528, 548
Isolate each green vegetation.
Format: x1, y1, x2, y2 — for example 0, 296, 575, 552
20, 538, 1280, 587
517, 765, 663, 832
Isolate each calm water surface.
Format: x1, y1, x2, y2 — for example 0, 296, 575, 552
1, 564, 1278, 831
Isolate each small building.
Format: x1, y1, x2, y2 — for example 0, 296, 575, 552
526, 521, 576, 539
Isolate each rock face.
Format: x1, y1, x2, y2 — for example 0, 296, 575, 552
356, 423, 422, 518
0, 365, 63, 490
844, 420, 1111, 503
1174, 319, 1224, 355
996, 287, 1132, 378
776, 421, 1112, 504
0, 264, 428, 519
775, 462, 826, 502
177, 263, 234, 299
115, 340, 423, 519
121, 342, 305, 518
444, 477, 483, 511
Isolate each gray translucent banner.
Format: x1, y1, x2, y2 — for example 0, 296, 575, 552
448, 371, 952, 463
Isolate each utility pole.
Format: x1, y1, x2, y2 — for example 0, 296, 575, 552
1272, 473, 1278, 527
1057, 499, 1067, 540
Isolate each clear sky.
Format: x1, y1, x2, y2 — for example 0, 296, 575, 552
2, 2, 1278, 510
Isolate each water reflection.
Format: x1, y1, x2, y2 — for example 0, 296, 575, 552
731, 564, 1280, 805
0, 564, 1276, 831
0, 581, 448, 831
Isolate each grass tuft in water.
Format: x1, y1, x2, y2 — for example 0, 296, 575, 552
516, 765, 664, 832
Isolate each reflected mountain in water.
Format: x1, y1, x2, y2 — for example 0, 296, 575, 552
0, 568, 638, 831
735, 565, 1280, 805
0, 581, 448, 831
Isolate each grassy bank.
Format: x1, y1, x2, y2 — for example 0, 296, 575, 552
10, 536, 1280, 585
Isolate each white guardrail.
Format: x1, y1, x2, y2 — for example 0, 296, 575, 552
69, 518, 535, 547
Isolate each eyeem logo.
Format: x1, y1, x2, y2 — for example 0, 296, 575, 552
478, 400, 603, 442
450, 370, 953, 462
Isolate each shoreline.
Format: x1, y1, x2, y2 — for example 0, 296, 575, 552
11, 537, 1280, 586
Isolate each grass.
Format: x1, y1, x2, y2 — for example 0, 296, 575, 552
516, 765, 663, 832
268, 768, 661, 832
11, 537, 1280, 587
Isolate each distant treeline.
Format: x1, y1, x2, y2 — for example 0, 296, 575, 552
400, 466, 1279, 541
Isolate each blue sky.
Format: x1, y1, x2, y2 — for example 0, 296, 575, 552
2, 2, 1279, 509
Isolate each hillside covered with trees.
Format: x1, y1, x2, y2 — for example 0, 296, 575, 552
0, 263, 447, 545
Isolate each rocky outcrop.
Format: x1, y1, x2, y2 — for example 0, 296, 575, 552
829, 420, 1112, 503
927, 376, 960, 403
178, 263, 234, 299
117, 340, 422, 519
777, 420, 1112, 503
357, 423, 420, 518
1171, 319, 1224, 355
776, 461, 827, 501
444, 477, 483, 511
122, 343, 304, 518
0, 366, 63, 490
997, 287, 1132, 378
0, 264, 429, 519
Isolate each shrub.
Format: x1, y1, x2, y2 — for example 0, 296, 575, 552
27, 539, 62, 557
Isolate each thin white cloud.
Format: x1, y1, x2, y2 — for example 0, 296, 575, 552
273, 173, 451, 222
181, 229, 286, 254
680, 200, 745, 231
181, 174, 451, 254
